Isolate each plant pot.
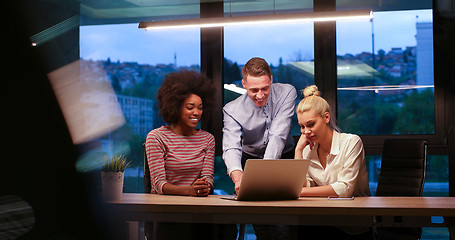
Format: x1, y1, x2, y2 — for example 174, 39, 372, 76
101, 171, 124, 201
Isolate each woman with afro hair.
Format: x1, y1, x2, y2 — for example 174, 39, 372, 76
145, 70, 237, 240
146, 70, 217, 196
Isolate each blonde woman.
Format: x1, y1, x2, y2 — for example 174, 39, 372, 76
295, 85, 373, 239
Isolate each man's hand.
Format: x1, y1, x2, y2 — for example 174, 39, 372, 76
229, 170, 243, 194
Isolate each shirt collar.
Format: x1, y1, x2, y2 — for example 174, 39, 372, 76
329, 130, 341, 156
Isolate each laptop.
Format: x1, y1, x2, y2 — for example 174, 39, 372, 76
222, 159, 310, 201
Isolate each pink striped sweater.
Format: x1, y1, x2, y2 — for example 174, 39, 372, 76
145, 126, 215, 194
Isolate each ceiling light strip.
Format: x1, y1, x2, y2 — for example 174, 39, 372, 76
139, 9, 372, 31
338, 85, 434, 91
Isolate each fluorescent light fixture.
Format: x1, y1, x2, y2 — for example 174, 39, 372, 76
139, 9, 372, 31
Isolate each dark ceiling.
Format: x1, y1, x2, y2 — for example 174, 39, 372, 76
78, 0, 432, 25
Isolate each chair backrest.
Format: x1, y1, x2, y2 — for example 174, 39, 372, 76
375, 139, 428, 197
143, 141, 151, 194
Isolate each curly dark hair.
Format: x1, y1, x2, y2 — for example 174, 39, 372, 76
157, 70, 216, 125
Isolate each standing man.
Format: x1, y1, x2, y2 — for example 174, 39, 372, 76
222, 57, 297, 239
223, 57, 297, 192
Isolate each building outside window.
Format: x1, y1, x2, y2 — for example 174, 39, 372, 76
335, 9, 448, 239
79, 23, 200, 192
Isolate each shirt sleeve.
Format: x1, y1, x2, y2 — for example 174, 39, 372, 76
263, 85, 297, 159
305, 173, 315, 187
302, 147, 316, 187
222, 107, 244, 175
330, 136, 365, 197
145, 131, 167, 194
201, 133, 215, 187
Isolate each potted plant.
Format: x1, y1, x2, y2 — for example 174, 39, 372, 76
100, 154, 131, 201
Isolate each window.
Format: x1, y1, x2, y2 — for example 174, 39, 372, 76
336, 10, 448, 239
224, 22, 315, 136
79, 23, 200, 193
336, 10, 434, 135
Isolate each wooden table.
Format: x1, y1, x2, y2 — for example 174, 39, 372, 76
105, 193, 455, 228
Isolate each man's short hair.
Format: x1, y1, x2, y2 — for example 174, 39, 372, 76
242, 57, 271, 81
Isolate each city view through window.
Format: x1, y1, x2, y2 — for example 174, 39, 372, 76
79, 9, 446, 201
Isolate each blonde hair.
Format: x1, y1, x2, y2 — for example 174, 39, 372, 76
297, 85, 339, 131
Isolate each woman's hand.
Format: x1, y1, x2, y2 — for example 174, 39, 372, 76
190, 177, 211, 197
295, 134, 314, 155
295, 134, 314, 160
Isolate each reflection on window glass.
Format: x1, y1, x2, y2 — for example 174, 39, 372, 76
224, 23, 314, 136
80, 23, 200, 193
336, 10, 434, 135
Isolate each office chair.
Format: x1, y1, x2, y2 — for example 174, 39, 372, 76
375, 139, 428, 240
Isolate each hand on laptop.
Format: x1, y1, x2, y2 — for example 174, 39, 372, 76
191, 177, 211, 197
230, 170, 243, 194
